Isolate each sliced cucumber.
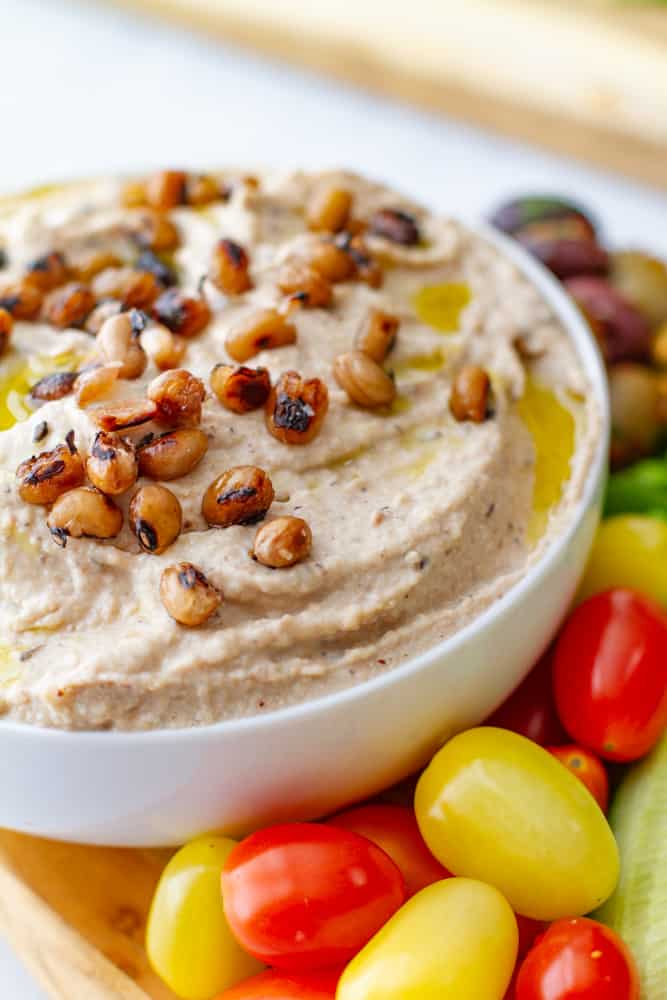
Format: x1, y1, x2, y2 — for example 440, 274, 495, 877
597, 734, 667, 997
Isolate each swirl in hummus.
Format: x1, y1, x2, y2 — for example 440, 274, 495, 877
0, 170, 601, 730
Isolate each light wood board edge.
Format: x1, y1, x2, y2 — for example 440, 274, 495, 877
103, 0, 667, 191
0, 858, 150, 1000
0, 832, 177, 999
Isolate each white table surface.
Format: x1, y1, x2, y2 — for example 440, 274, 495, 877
1, 1, 666, 994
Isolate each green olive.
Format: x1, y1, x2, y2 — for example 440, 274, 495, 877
610, 251, 667, 329
609, 363, 660, 469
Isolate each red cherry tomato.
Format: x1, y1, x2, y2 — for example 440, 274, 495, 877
221, 823, 406, 971
487, 649, 567, 746
216, 969, 339, 999
328, 804, 450, 897
516, 915, 546, 959
515, 917, 640, 999
553, 589, 667, 761
548, 745, 609, 812
503, 918, 547, 1000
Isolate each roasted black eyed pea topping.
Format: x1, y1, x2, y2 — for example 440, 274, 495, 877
16, 441, 85, 505
278, 262, 333, 309
210, 364, 271, 413
92, 267, 161, 311
69, 249, 123, 284
355, 308, 399, 363
0, 280, 43, 319
75, 364, 121, 407
333, 351, 395, 408
129, 484, 182, 554
147, 369, 207, 426
145, 170, 187, 210
306, 184, 353, 233
24, 251, 69, 292
28, 371, 78, 404
308, 240, 356, 283
96, 312, 148, 380
336, 233, 383, 288
129, 211, 180, 253
84, 299, 123, 335
135, 250, 177, 288
42, 282, 96, 329
449, 365, 492, 423
138, 428, 208, 481
225, 309, 297, 364
86, 431, 138, 495
185, 173, 224, 207
369, 208, 421, 246
160, 562, 222, 626
265, 370, 329, 445
209, 238, 253, 296
140, 323, 187, 371
47, 487, 123, 547
202, 466, 274, 528
0, 307, 13, 356
90, 398, 159, 432
252, 516, 312, 568
152, 288, 211, 338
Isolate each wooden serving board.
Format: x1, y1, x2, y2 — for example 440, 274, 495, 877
0, 830, 174, 998
105, 0, 667, 190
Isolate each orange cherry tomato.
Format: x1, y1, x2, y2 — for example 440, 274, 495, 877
328, 804, 450, 897
548, 745, 609, 812
216, 969, 339, 999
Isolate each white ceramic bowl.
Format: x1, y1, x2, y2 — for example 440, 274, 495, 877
0, 225, 609, 846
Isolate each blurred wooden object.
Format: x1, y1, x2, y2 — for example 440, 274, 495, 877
0, 829, 175, 998
108, 0, 667, 190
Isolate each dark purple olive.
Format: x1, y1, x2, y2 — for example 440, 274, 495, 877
515, 219, 609, 280
565, 276, 651, 364
490, 195, 597, 240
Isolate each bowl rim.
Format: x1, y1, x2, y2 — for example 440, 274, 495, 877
0, 222, 610, 745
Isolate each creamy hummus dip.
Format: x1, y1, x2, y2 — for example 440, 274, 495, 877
0, 170, 600, 730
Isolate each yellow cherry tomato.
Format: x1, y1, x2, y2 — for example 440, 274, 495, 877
146, 836, 262, 1000
336, 878, 517, 1000
414, 728, 619, 921
579, 515, 667, 607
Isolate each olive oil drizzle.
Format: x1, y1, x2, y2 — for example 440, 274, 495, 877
413, 282, 471, 333
517, 376, 577, 544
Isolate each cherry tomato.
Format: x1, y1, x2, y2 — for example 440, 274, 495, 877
516, 915, 546, 959
515, 917, 640, 999
486, 649, 567, 746
548, 745, 609, 812
328, 804, 450, 897
504, 915, 548, 997
415, 728, 619, 920
579, 516, 667, 608
337, 878, 518, 1000
553, 589, 667, 761
221, 823, 406, 971
217, 969, 339, 999
146, 836, 262, 1000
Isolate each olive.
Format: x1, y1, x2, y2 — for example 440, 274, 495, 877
610, 250, 667, 329
565, 276, 651, 364
489, 195, 597, 239
609, 363, 660, 469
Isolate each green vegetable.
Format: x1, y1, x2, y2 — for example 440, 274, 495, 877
605, 455, 667, 520
597, 735, 667, 998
